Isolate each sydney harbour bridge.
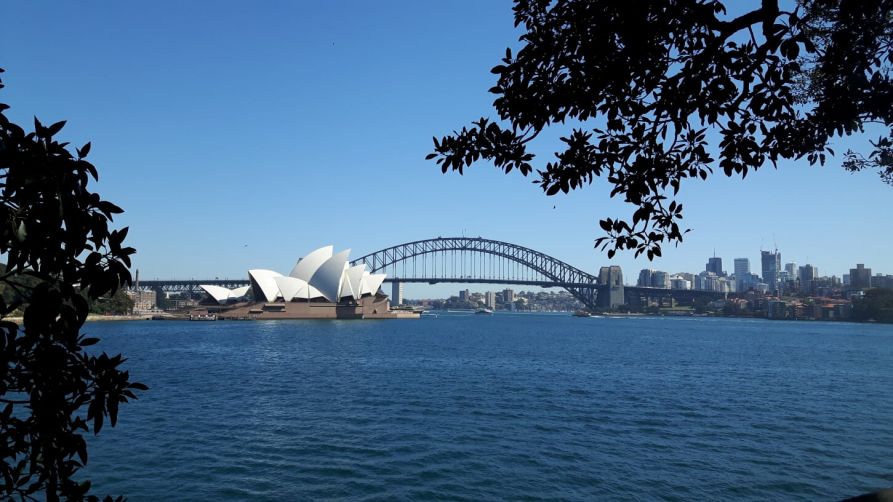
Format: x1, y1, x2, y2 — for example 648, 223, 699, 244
139, 237, 726, 310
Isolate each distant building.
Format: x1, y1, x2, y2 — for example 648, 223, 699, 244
785, 262, 798, 279
761, 250, 781, 292
799, 264, 818, 294
637, 269, 653, 287
695, 271, 715, 291
392, 281, 404, 306
670, 277, 691, 290
850, 264, 872, 290
734, 258, 751, 291
503, 288, 514, 303
843, 274, 850, 286
651, 271, 670, 288
696, 272, 734, 293
459, 289, 470, 302
126, 289, 156, 313
486, 291, 497, 310
675, 272, 695, 283
872, 274, 893, 289
706, 256, 724, 276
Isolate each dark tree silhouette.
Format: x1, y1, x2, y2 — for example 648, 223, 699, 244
428, 0, 892, 259
0, 68, 145, 501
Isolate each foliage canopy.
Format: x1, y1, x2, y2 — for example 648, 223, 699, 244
0, 68, 145, 501
851, 288, 893, 322
429, 0, 892, 258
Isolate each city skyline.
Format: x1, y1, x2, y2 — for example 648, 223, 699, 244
1, 1, 891, 301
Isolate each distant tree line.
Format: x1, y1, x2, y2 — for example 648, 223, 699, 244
0, 265, 134, 316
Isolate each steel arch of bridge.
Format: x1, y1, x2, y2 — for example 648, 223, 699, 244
350, 237, 599, 309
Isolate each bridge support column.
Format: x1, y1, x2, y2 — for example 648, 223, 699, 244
597, 284, 625, 309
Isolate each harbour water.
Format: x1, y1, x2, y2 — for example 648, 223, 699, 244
81, 314, 893, 500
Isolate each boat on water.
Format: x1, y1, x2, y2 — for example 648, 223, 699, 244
475, 308, 494, 315
573, 310, 593, 317
189, 313, 217, 321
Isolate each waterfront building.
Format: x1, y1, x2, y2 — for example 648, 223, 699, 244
503, 288, 514, 303
198, 245, 406, 319
126, 288, 156, 313
486, 291, 497, 310
459, 289, 470, 302
850, 264, 872, 290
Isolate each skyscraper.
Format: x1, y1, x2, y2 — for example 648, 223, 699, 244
761, 250, 781, 292
391, 281, 404, 306
706, 256, 723, 276
799, 264, 818, 294
734, 258, 751, 291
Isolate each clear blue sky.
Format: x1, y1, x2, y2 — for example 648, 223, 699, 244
2, 1, 890, 298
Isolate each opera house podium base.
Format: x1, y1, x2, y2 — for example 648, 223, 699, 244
214, 294, 419, 320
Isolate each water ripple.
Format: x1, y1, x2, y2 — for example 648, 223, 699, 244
80, 316, 893, 500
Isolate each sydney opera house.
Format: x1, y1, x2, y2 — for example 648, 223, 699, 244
198, 246, 413, 319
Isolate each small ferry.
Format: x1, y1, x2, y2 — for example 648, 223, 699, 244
189, 313, 217, 321
474, 308, 494, 315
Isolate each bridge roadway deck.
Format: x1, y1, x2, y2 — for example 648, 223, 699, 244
138, 279, 726, 303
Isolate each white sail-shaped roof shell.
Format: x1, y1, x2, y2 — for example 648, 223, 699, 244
339, 267, 355, 299
341, 264, 366, 300
290, 245, 333, 282
273, 276, 309, 301
248, 269, 284, 302
309, 249, 350, 303
360, 272, 386, 296
199, 284, 252, 304
200, 285, 235, 304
